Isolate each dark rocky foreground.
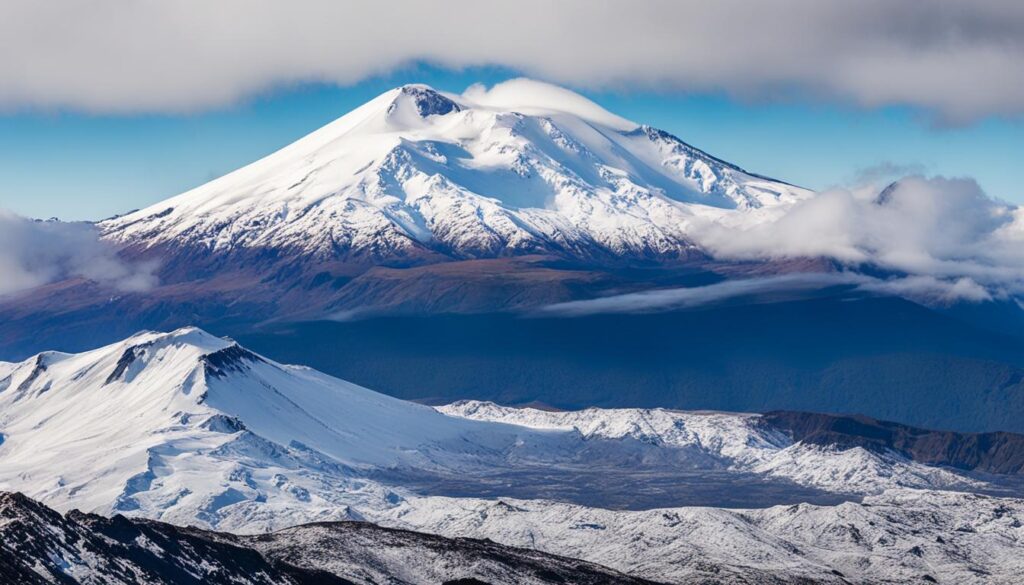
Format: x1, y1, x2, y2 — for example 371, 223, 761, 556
0, 492, 661, 585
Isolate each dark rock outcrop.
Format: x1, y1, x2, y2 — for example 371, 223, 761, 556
763, 411, 1024, 474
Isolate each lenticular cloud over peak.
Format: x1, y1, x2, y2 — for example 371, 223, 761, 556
461, 79, 639, 131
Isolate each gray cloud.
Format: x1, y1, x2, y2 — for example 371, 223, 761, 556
1, 1, 1022, 122
0, 211, 157, 296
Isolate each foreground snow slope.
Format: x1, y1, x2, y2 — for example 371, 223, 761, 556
101, 80, 809, 261
6, 486, 1023, 585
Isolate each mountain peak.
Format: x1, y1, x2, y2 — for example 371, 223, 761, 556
100, 80, 811, 265
388, 84, 462, 119
114, 326, 233, 359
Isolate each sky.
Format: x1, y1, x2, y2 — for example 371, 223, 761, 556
0, 0, 1022, 220
1, 64, 1021, 221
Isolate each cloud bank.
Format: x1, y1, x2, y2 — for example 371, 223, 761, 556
1, 0, 1022, 122
692, 176, 1024, 301
545, 175, 1024, 316
461, 79, 638, 131
0, 211, 157, 297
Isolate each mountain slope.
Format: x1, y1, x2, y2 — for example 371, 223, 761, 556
762, 410, 1024, 474
0, 326, 566, 528
0, 492, 339, 585
100, 82, 808, 267
232, 519, 661, 585
439, 400, 1003, 495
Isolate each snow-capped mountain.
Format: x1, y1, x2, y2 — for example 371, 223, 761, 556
3, 328, 1024, 583
0, 327, 567, 529
0, 328, 990, 526
100, 80, 808, 264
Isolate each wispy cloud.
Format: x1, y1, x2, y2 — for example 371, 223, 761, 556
540, 273, 862, 316
0, 210, 157, 296
857, 275, 993, 304
0, 1, 1022, 123
540, 272, 997, 317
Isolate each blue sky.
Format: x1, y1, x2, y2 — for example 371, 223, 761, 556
1, 65, 1021, 221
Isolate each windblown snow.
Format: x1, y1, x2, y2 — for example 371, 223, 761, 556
1, 328, 1021, 584
100, 82, 808, 261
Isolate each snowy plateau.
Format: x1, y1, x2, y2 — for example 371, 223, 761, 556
2, 327, 1024, 584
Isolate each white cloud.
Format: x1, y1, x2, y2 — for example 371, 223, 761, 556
858, 275, 993, 304
0, 1, 1021, 122
461, 79, 637, 131
0, 211, 157, 296
692, 176, 1024, 299
543, 175, 1024, 315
